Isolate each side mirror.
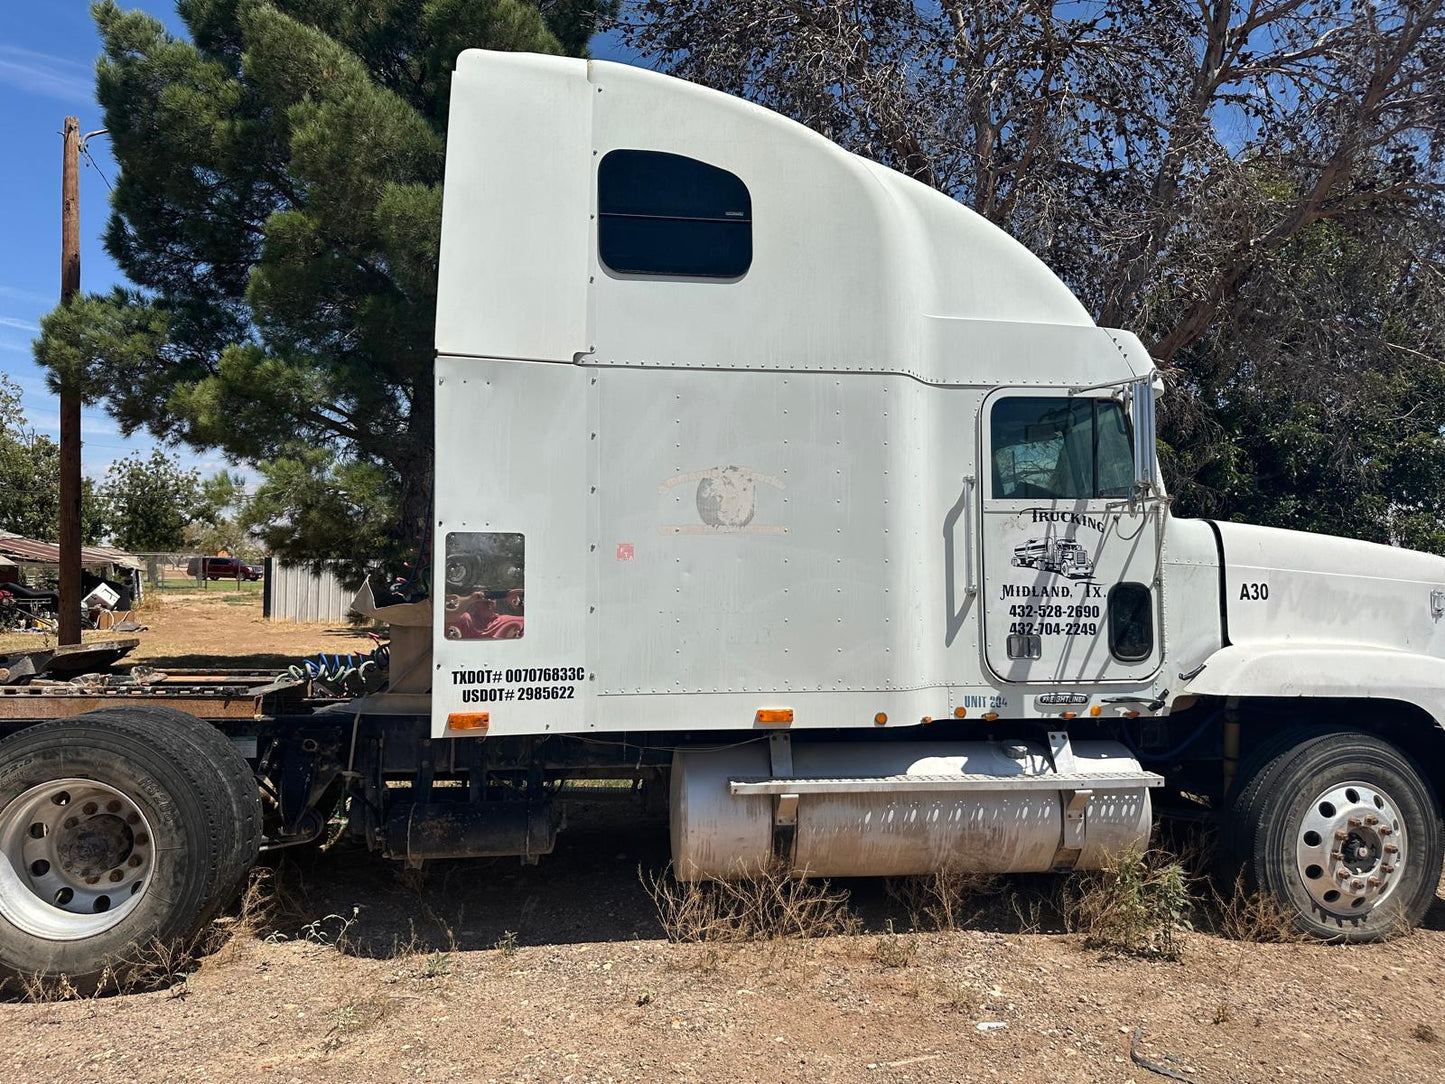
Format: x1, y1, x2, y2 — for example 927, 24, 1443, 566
1130, 376, 1157, 498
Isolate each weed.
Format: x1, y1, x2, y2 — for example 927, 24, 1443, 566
1211, 999, 1231, 1025
873, 920, 920, 969
886, 869, 1000, 931
494, 930, 520, 956
1411, 1023, 1439, 1044
421, 951, 454, 979
643, 862, 856, 943
1065, 847, 1193, 960
321, 994, 395, 1052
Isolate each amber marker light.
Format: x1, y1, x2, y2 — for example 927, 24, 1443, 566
874, 712, 888, 726
1061, 711, 1077, 720
982, 712, 999, 721
1090, 705, 1102, 717
447, 712, 490, 731
756, 708, 794, 726
953, 707, 967, 719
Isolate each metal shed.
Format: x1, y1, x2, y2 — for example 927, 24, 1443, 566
262, 558, 355, 623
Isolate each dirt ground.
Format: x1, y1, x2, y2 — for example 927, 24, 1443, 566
1, 809, 1442, 1084
0, 588, 377, 671
2, 597, 1443, 1082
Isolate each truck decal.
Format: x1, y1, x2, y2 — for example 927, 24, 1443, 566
1009, 536, 1096, 580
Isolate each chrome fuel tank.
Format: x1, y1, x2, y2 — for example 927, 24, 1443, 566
670, 740, 1154, 880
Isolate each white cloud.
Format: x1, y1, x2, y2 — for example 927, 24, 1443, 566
0, 45, 94, 104
0, 316, 40, 333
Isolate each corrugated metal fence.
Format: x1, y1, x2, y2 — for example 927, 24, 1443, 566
262, 559, 356, 623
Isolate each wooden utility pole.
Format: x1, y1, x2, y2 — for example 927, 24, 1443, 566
58, 116, 82, 646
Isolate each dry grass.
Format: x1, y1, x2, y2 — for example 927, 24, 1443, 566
885, 868, 1002, 931
1202, 871, 1308, 944
643, 863, 857, 943
6, 865, 280, 1003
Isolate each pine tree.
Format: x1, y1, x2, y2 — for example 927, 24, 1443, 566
36, 0, 615, 577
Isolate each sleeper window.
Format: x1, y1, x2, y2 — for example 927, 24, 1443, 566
598, 150, 752, 278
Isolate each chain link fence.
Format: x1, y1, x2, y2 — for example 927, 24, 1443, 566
128, 553, 266, 594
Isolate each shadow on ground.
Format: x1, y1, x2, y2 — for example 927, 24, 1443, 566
258, 797, 1083, 958
255, 799, 1445, 959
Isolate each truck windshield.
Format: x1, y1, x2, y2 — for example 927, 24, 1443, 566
990, 397, 1134, 500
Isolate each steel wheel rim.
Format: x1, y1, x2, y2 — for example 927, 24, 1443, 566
1294, 780, 1407, 917
0, 778, 156, 940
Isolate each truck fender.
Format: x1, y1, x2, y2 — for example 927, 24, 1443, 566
1180, 643, 1445, 732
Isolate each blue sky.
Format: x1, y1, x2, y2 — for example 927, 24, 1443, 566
0, 1, 190, 481
0, 3, 635, 485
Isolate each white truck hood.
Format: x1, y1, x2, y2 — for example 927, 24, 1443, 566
1212, 521, 1445, 657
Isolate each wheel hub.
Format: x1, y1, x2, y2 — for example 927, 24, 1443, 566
0, 779, 155, 941
56, 814, 134, 878
1295, 782, 1406, 916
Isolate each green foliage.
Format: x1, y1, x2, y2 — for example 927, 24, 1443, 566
1163, 210, 1445, 549
182, 470, 264, 559
35, 0, 604, 576
0, 375, 106, 545
96, 447, 209, 553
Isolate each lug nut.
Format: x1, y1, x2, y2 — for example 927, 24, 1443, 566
1334, 830, 1349, 841
1364, 814, 1379, 826
127, 855, 142, 868
1379, 826, 1393, 836
1351, 880, 1365, 891
1382, 864, 1396, 874
1337, 869, 1351, 880
109, 870, 123, 883
1348, 817, 1362, 827
1384, 844, 1399, 854
1368, 877, 1383, 888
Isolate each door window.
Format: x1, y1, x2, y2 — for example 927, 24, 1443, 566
990, 398, 1134, 500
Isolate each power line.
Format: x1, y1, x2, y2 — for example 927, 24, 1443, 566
80, 143, 113, 193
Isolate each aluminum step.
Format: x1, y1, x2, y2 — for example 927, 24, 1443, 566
728, 770, 1164, 796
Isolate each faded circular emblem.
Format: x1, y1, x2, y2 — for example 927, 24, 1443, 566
695, 467, 756, 528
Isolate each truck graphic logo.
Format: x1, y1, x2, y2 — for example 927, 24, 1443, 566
1010, 537, 1094, 579
659, 466, 788, 535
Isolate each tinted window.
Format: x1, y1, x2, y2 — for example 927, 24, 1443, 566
598, 150, 752, 278
990, 397, 1134, 500
1108, 582, 1153, 661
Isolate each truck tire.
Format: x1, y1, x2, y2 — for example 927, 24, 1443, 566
79, 707, 261, 908
0, 711, 250, 990
1225, 731, 1443, 941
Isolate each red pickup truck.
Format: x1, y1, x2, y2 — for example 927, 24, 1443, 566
185, 556, 261, 581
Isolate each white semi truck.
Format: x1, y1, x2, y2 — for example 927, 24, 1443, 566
1, 51, 1442, 986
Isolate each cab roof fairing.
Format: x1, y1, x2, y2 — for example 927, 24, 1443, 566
436, 50, 1142, 388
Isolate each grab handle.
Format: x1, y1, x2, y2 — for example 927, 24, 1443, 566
961, 475, 977, 599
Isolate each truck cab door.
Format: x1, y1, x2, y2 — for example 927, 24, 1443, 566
978, 387, 1162, 685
